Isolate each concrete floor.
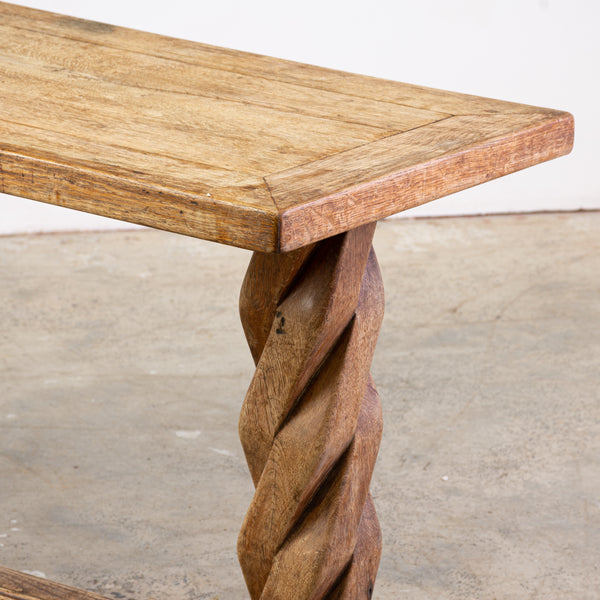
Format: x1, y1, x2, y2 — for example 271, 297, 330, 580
0, 212, 598, 600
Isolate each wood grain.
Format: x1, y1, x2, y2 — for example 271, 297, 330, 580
238, 223, 384, 599
0, 3, 559, 116
0, 2, 574, 252
0, 567, 109, 600
269, 111, 575, 250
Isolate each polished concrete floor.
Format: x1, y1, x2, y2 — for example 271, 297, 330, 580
1, 212, 599, 600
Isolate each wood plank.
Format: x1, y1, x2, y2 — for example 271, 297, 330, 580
0, 2, 549, 116
0, 2, 574, 251
0, 119, 272, 208
0, 567, 109, 600
0, 55, 386, 177
0, 144, 277, 252
0, 22, 448, 133
269, 111, 575, 251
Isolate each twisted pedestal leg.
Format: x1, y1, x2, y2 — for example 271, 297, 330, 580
238, 223, 384, 600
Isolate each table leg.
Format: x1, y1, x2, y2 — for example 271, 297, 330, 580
238, 222, 384, 599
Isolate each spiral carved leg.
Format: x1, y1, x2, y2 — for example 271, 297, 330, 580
238, 223, 384, 600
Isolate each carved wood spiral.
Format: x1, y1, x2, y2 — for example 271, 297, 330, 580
238, 223, 384, 600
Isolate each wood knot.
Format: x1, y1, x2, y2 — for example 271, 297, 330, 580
275, 311, 286, 334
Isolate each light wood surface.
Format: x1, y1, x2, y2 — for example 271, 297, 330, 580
0, 2, 573, 252
239, 223, 384, 599
0, 567, 109, 600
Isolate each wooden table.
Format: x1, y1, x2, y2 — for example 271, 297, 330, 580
0, 3, 574, 599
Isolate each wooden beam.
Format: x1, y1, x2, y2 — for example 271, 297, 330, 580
0, 567, 109, 600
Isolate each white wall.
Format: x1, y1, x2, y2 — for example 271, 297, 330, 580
1, 0, 597, 235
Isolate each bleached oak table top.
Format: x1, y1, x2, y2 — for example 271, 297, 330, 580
0, 2, 573, 251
